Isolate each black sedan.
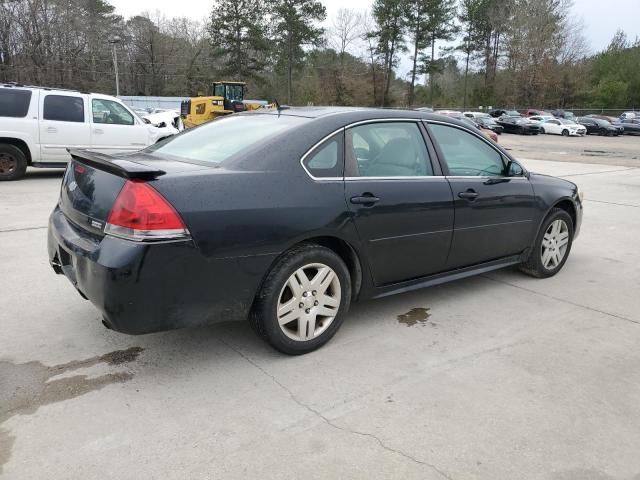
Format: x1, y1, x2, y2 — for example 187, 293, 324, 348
621, 118, 640, 134
576, 117, 620, 136
474, 116, 505, 134
48, 108, 583, 354
490, 109, 521, 118
496, 115, 541, 135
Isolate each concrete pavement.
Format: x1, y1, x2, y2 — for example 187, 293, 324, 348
1, 152, 640, 479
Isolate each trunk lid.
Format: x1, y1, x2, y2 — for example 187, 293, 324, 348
59, 149, 210, 236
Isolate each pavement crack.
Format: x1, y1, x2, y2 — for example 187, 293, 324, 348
560, 167, 638, 178
483, 275, 640, 326
584, 199, 640, 208
0, 226, 48, 234
220, 340, 453, 480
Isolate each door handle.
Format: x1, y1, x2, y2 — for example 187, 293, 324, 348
350, 193, 380, 205
46, 127, 57, 133
458, 189, 479, 200
93, 128, 104, 134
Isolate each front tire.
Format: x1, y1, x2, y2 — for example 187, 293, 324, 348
520, 209, 574, 278
539, 127, 545, 134
250, 244, 352, 355
561, 129, 569, 137
0, 144, 28, 181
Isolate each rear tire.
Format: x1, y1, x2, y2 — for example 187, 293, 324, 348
520, 209, 574, 278
539, 127, 545, 134
0, 144, 28, 181
250, 244, 352, 355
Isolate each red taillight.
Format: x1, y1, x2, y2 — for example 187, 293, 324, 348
105, 180, 189, 241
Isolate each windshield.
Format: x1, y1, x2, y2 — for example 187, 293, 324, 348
559, 119, 577, 125
147, 114, 306, 164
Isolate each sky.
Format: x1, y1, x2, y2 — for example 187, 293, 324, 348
109, 0, 639, 79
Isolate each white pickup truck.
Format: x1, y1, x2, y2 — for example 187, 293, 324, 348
0, 84, 178, 180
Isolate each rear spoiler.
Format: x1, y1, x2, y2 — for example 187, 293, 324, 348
67, 149, 165, 180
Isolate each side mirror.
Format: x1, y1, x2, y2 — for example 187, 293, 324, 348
506, 160, 524, 177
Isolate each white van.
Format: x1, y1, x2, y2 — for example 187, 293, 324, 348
0, 84, 178, 180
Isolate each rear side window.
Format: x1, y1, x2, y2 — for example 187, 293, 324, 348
302, 133, 343, 178
346, 122, 433, 177
0, 89, 32, 118
43, 95, 85, 123
148, 114, 306, 164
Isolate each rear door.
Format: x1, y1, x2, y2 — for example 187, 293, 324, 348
343, 120, 454, 286
39, 92, 91, 163
426, 121, 536, 269
89, 97, 150, 154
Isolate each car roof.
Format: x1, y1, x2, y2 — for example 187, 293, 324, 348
245, 106, 459, 124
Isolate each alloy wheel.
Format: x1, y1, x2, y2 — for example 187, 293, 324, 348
276, 263, 341, 341
0, 153, 17, 174
541, 219, 570, 270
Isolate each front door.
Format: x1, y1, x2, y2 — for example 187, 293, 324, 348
344, 121, 454, 286
39, 93, 91, 163
427, 122, 536, 269
90, 98, 149, 154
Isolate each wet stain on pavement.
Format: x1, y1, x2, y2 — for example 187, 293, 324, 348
0, 347, 143, 473
397, 307, 432, 327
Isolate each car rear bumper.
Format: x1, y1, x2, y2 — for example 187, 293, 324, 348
48, 206, 276, 335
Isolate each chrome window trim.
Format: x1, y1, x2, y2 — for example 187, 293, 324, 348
299, 127, 345, 181
299, 117, 529, 182
344, 176, 446, 181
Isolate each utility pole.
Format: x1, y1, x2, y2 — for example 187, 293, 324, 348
108, 36, 121, 97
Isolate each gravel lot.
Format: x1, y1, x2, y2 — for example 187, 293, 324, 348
1, 134, 640, 480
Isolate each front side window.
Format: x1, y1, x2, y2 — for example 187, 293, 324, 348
0, 89, 32, 118
302, 134, 343, 178
43, 95, 85, 123
429, 123, 505, 177
92, 99, 134, 125
346, 122, 433, 177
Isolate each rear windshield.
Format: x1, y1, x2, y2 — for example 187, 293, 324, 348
148, 114, 306, 164
0, 89, 32, 117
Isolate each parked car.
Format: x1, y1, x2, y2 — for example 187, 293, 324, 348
585, 115, 625, 136
496, 115, 541, 135
621, 118, 640, 134
539, 118, 586, 136
142, 110, 185, 132
474, 116, 504, 135
576, 117, 620, 136
436, 111, 498, 142
463, 111, 491, 119
490, 109, 521, 118
414, 107, 434, 112
529, 115, 555, 125
48, 107, 583, 354
620, 111, 637, 120
0, 84, 178, 180
522, 109, 553, 117
550, 110, 575, 120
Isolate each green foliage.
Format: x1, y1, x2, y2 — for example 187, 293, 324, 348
269, 0, 327, 103
208, 0, 270, 80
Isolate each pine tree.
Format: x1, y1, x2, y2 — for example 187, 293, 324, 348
269, 0, 326, 104
208, 0, 270, 80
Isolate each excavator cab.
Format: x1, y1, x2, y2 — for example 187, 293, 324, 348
209, 82, 246, 113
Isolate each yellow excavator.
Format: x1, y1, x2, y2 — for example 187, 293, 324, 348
180, 81, 267, 128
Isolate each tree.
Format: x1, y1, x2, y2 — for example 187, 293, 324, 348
371, 0, 407, 106
422, 0, 458, 106
328, 8, 362, 104
405, 0, 429, 105
270, 0, 326, 104
208, 0, 270, 80
458, 0, 488, 109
